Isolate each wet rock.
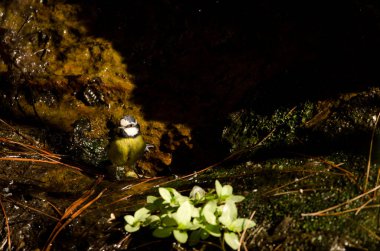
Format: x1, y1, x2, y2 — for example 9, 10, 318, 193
222, 87, 380, 159
222, 101, 315, 154
0, 122, 93, 193
0, 0, 190, 174
69, 117, 108, 167
76, 77, 107, 107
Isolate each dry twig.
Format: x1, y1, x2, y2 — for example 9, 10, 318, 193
0, 197, 11, 251
365, 111, 380, 192
42, 187, 106, 251
302, 183, 380, 217
238, 211, 255, 251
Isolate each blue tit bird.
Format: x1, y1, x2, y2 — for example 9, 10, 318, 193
108, 116, 149, 178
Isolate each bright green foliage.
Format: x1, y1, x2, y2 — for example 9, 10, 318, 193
124, 180, 256, 250
124, 207, 158, 233
224, 232, 240, 250
215, 180, 245, 203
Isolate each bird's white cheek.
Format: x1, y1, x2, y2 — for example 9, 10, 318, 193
120, 119, 129, 127
124, 127, 139, 137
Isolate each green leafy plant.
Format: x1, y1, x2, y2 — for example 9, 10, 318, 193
124, 180, 255, 250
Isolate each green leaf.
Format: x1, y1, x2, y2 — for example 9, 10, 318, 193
188, 229, 202, 246
221, 184, 233, 197
188, 222, 201, 231
173, 195, 189, 206
218, 200, 237, 227
192, 218, 203, 229
200, 229, 209, 240
146, 197, 163, 211
153, 227, 173, 238
189, 186, 206, 200
147, 195, 158, 204
228, 218, 245, 232
168, 188, 182, 197
159, 187, 172, 203
244, 219, 256, 229
144, 215, 160, 226
175, 200, 192, 227
188, 229, 209, 245
191, 206, 200, 218
159, 187, 188, 206
173, 229, 188, 243
204, 223, 221, 237
125, 224, 140, 233
202, 200, 217, 225
161, 215, 177, 227
124, 215, 135, 225
215, 180, 222, 197
229, 218, 256, 232
228, 195, 245, 203
246, 218, 256, 226
224, 232, 240, 250
204, 193, 218, 202
134, 207, 150, 221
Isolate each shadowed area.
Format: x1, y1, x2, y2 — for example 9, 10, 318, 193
60, 0, 380, 172
76, 0, 380, 121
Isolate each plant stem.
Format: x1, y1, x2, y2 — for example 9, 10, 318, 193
220, 236, 226, 251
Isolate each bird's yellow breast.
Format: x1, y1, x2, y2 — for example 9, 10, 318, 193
108, 135, 146, 167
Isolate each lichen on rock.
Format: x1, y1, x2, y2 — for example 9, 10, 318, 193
0, 0, 193, 173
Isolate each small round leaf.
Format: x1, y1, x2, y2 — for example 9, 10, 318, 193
224, 232, 240, 250
204, 223, 221, 237
153, 227, 173, 238
173, 229, 188, 243
190, 186, 206, 200
161, 215, 177, 227
203, 200, 217, 225
228, 195, 245, 203
125, 224, 140, 233
134, 207, 150, 221
147, 195, 158, 204
159, 188, 172, 203
218, 200, 238, 227
175, 200, 192, 227
221, 185, 233, 197
189, 229, 202, 246
124, 215, 135, 225
215, 180, 222, 197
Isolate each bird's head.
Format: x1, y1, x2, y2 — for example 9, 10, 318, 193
120, 115, 138, 127
118, 116, 140, 138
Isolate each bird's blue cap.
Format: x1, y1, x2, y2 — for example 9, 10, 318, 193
120, 115, 138, 127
